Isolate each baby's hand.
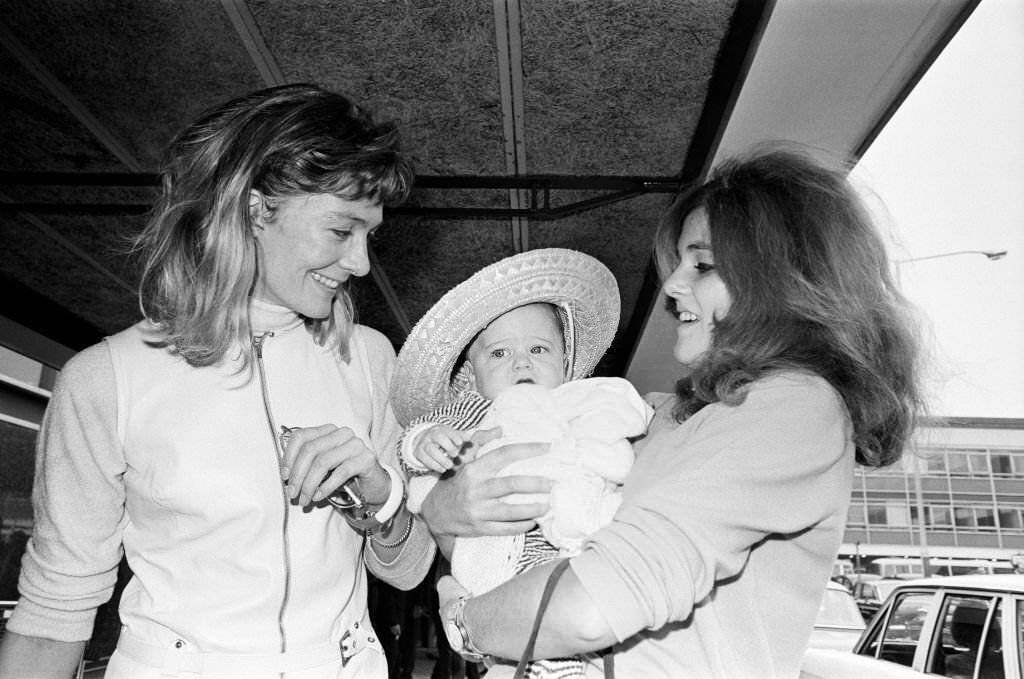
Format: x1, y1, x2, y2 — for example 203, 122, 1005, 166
414, 424, 467, 473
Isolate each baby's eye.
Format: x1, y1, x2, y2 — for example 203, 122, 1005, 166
489, 348, 509, 359
530, 345, 549, 354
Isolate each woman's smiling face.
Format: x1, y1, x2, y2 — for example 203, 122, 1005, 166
661, 208, 732, 366
251, 192, 382, 319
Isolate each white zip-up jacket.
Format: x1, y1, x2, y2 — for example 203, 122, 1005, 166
11, 300, 434, 676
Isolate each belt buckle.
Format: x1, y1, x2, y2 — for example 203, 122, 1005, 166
339, 624, 366, 666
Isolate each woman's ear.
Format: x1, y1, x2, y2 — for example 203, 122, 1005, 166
249, 189, 265, 230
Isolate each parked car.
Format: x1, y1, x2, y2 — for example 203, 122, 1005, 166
852, 578, 906, 621
809, 580, 868, 651
802, 574, 1024, 678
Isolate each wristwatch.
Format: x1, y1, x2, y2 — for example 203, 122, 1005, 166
442, 594, 488, 663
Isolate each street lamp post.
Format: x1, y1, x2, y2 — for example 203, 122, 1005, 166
896, 249, 1007, 266
894, 248, 1008, 577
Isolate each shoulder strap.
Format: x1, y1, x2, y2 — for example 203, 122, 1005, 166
513, 559, 615, 679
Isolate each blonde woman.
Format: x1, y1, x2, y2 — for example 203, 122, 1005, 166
0, 84, 434, 679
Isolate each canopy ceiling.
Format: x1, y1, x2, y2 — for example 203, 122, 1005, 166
0, 0, 977, 399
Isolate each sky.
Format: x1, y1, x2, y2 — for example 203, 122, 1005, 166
851, 0, 1024, 419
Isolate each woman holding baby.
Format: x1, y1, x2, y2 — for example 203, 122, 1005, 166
415, 145, 924, 679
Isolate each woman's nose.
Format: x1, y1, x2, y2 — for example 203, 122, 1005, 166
662, 264, 690, 298
340, 236, 371, 277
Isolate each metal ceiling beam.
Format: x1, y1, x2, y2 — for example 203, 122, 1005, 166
0, 173, 682, 219
367, 247, 411, 335
494, 0, 529, 251
221, 0, 286, 85
0, 22, 142, 172
0, 190, 135, 294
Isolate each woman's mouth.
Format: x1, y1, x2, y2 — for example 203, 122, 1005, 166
676, 310, 699, 323
310, 271, 341, 290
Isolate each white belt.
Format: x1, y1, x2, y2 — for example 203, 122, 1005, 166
116, 618, 381, 675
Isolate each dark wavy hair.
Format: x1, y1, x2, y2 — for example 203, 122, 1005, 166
654, 145, 924, 468
134, 83, 414, 368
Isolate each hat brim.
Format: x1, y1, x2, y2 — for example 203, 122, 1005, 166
391, 248, 620, 425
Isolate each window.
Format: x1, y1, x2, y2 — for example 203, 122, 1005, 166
991, 454, 1014, 476
997, 508, 1022, 531
847, 503, 866, 527
925, 594, 1002, 679
968, 453, 991, 475
948, 453, 970, 476
975, 507, 996, 529
886, 503, 911, 528
955, 507, 976, 528
867, 504, 888, 526
931, 506, 954, 528
924, 452, 948, 474
859, 592, 933, 667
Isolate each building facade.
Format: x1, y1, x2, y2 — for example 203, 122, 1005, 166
841, 417, 1024, 570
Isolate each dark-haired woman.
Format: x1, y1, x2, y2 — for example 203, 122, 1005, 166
423, 145, 924, 679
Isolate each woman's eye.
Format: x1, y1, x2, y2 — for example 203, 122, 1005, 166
695, 262, 716, 274
332, 229, 352, 241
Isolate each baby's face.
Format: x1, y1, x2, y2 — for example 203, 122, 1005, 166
466, 303, 566, 400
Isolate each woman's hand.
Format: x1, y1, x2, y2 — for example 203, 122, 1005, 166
280, 425, 389, 507
419, 436, 553, 538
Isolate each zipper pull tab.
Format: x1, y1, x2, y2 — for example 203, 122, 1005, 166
252, 331, 272, 358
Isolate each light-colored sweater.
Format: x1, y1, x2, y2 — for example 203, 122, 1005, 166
571, 372, 855, 679
9, 301, 434, 677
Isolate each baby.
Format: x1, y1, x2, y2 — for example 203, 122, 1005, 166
391, 248, 652, 679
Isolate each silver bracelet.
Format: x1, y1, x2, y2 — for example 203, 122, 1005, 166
369, 512, 414, 549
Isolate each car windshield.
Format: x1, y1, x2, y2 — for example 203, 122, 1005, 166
818, 588, 867, 628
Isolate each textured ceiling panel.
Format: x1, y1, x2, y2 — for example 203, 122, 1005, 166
0, 0, 266, 169
369, 218, 519, 332
0, 0, 748, 369
529, 194, 676, 331
249, 0, 504, 175
520, 0, 733, 174
0, 47, 124, 172
0, 212, 139, 335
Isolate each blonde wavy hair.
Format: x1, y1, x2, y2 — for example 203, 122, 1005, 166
133, 84, 413, 369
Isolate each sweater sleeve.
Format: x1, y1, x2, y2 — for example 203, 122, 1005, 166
397, 392, 493, 476
570, 373, 853, 641
354, 326, 436, 588
8, 342, 127, 642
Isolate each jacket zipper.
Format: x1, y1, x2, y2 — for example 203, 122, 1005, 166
253, 332, 292, 663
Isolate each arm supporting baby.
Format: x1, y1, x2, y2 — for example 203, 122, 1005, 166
419, 435, 553, 559
421, 437, 618, 662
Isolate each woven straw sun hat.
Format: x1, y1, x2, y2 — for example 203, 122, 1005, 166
391, 248, 620, 426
